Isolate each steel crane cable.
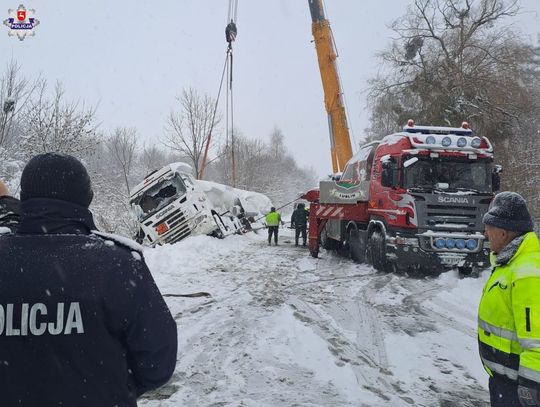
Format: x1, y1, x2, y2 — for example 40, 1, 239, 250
199, 0, 238, 180
199, 49, 230, 180
227, 0, 238, 24
228, 41, 236, 187
225, 0, 238, 187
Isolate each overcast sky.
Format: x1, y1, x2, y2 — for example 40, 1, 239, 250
2, 1, 539, 175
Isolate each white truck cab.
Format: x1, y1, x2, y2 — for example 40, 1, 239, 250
129, 163, 242, 246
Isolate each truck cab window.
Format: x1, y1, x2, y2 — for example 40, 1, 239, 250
131, 174, 188, 219
404, 158, 491, 192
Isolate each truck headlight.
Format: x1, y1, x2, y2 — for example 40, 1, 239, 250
456, 239, 466, 249
471, 137, 482, 148
435, 238, 446, 249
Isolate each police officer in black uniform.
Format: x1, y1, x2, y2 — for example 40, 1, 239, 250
0, 153, 177, 407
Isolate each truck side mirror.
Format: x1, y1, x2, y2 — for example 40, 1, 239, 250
492, 165, 502, 192
492, 173, 501, 192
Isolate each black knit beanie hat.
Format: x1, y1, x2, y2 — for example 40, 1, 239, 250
20, 153, 94, 208
482, 191, 534, 233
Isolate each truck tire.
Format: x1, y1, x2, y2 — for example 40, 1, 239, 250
368, 229, 389, 272
349, 229, 365, 263
321, 224, 341, 251
458, 266, 480, 277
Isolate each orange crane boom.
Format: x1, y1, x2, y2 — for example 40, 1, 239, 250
308, 0, 353, 173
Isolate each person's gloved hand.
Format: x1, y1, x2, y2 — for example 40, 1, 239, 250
518, 384, 540, 406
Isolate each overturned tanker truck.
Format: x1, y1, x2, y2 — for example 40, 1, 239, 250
129, 162, 272, 246
304, 121, 502, 274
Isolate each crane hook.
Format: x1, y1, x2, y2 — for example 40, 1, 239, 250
225, 19, 237, 45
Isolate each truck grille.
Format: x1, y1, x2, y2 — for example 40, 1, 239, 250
412, 193, 491, 254
159, 208, 191, 244
425, 204, 477, 229
413, 195, 490, 232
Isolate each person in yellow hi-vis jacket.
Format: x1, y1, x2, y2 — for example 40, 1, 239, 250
265, 207, 283, 246
479, 191, 540, 407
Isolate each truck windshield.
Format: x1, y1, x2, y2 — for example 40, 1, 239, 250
404, 158, 492, 193
131, 174, 187, 220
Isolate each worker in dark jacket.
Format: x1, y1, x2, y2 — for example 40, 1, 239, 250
0, 153, 177, 407
291, 202, 309, 246
478, 192, 540, 407
0, 180, 20, 232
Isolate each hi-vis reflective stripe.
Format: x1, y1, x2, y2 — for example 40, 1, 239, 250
519, 338, 540, 349
316, 206, 343, 217
479, 318, 518, 341
520, 365, 540, 383
481, 357, 519, 380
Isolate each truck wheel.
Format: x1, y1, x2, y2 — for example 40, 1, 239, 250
349, 229, 365, 263
458, 266, 480, 277
458, 266, 472, 276
368, 229, 389, 272
321, 224, 341, 250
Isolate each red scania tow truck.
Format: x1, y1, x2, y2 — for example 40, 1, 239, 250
304, 120, 501, 274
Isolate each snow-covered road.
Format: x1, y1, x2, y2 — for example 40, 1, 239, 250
139, 229, 490, 407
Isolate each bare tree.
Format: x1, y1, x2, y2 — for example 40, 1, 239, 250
106, 127, 138, 196
21, 81, 99, 158
164, 88, 220, 179
0, 59, 41, 154
207, 127, 317, 207
141, 144, 169, 177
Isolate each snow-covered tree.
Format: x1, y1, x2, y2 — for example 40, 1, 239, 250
0, 60, 40, 160
207, 127, 317, 208
141, 144, 169, 178
367, 0, 537, 141
20, 81, 99, 158
106, 127, 138, 196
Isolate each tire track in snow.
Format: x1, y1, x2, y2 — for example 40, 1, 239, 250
365, 273, 488, 406
153, 238, 358, 406
143, 234, 489, 406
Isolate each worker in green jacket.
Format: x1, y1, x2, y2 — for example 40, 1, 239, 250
265, 206, 283, 246
479, 191, 540, 407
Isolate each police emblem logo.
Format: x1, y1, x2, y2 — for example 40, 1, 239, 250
3, 4, 40, 40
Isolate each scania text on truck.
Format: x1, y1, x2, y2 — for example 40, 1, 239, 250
304, 121, 501, 274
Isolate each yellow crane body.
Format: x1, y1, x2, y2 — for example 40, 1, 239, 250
309, 0, 353, 173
